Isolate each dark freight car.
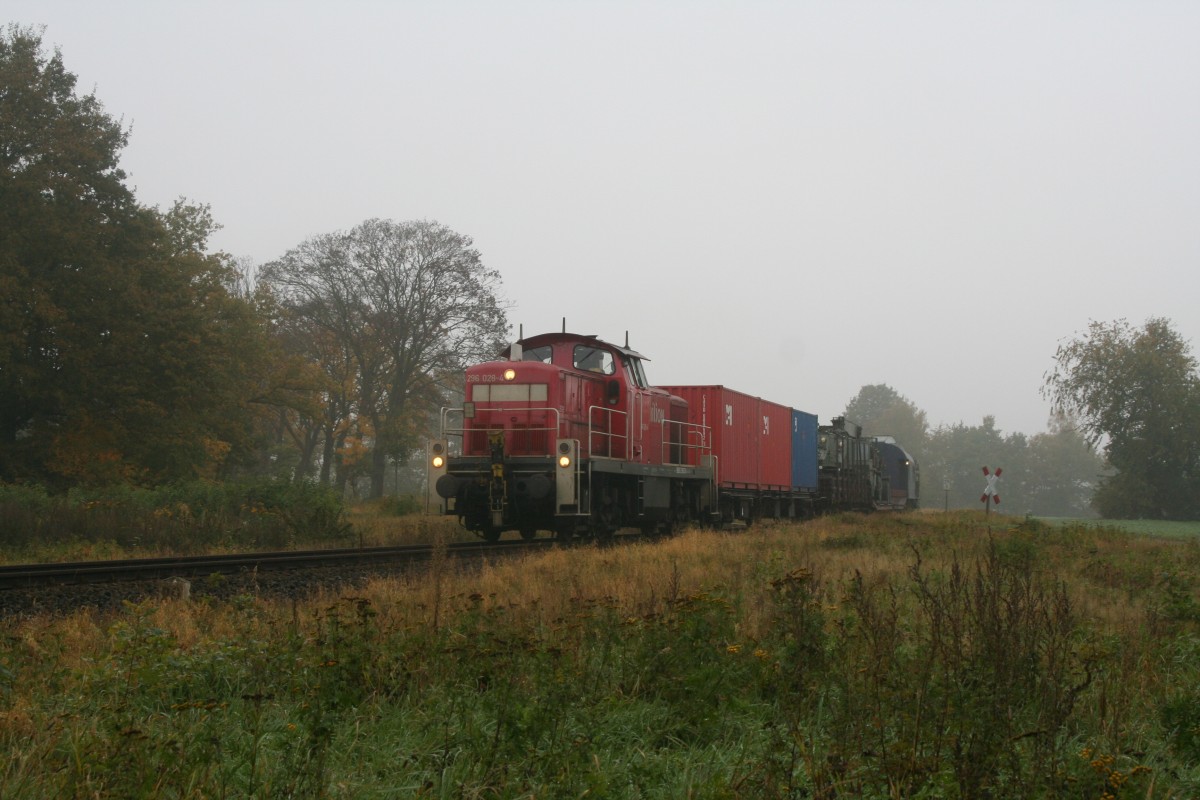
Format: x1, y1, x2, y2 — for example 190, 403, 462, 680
818, 416, 881, 510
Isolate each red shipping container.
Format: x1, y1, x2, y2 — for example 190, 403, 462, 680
659, 386, 792, 491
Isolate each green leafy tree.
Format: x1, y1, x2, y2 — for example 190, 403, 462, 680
218, 269, 332, 483
844, 383, 929, 461
0, 27, 272, 486
273, 317, 347, 484
1043, 318, 1200, 519
262, 219, 509, 498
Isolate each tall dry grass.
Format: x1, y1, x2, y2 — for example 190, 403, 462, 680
2, 511, 1198, 797
11, 511, 1185, 677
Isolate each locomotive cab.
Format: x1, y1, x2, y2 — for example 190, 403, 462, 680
872, 437, 920, 510
432, 331, 712, 542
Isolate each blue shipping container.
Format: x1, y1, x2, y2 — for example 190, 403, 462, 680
791, 409, 819, 490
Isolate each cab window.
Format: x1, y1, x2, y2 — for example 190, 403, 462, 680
573, 345, 615, 375
522, 345, 552, 363
627, 358, 649, 388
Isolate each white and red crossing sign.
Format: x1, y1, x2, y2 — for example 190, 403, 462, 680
981, 466, 1001, 508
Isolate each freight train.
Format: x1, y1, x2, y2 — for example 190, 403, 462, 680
430, 329, 919, 542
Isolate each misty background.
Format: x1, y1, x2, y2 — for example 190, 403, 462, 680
11, 1, 1200, 437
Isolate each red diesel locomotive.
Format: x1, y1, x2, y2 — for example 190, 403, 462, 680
430, 329, 918, 541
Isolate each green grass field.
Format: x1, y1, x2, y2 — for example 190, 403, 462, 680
1039, 516, 1200, 539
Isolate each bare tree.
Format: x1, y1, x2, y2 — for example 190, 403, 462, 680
262, 219, 509, 497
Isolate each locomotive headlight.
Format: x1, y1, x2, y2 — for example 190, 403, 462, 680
432, 455, 445, 469
558, 454, 572, 469
503, 368, 516, 381
431, 441, 446, 469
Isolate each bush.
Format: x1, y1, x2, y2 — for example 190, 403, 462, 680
0, 479, 353, 556
370, 494, 424, 517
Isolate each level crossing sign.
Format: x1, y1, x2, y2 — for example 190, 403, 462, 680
981, 466, 1001, 514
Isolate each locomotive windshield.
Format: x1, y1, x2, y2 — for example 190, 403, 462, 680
573, 345, 615, 375
522, 345, 552, 363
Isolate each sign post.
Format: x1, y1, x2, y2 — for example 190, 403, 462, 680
981, 466, 1001, 516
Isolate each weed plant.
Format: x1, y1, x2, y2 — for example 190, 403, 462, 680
1, 512, 1199, 797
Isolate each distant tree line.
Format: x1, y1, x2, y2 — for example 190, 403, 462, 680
845, 313, 1200, 520
842, 385, 1106, 518
4, 27, 1197, 518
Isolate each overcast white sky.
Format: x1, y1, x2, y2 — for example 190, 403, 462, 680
12, 2, 1200, 437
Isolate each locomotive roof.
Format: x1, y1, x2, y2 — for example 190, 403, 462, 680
502, 332, 650, 361
873, 438, 916, 460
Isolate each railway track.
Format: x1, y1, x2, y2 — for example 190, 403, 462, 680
0, 538, 565, 617
0, 539, 557, 592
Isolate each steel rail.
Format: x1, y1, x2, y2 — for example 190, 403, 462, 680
0, 538, 558, 591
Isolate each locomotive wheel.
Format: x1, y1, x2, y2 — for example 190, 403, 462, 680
519, 528, 537, 541
639, 517, 672, 538
482, 528, 502, 543
593, 505, 620, 543
555, 523, 575, 543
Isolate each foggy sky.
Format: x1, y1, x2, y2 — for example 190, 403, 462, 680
11, 2, 1200, 438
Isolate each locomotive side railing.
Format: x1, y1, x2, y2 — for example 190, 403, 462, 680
586, 405, 628, 460
439, 407, 562, 457
661, 420, 711, 466
439, 407, 464, 448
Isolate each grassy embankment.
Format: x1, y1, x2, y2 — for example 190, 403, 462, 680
2, 509, 1200, 797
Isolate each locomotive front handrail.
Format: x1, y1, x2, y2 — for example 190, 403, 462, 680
440, 406, 562, 457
